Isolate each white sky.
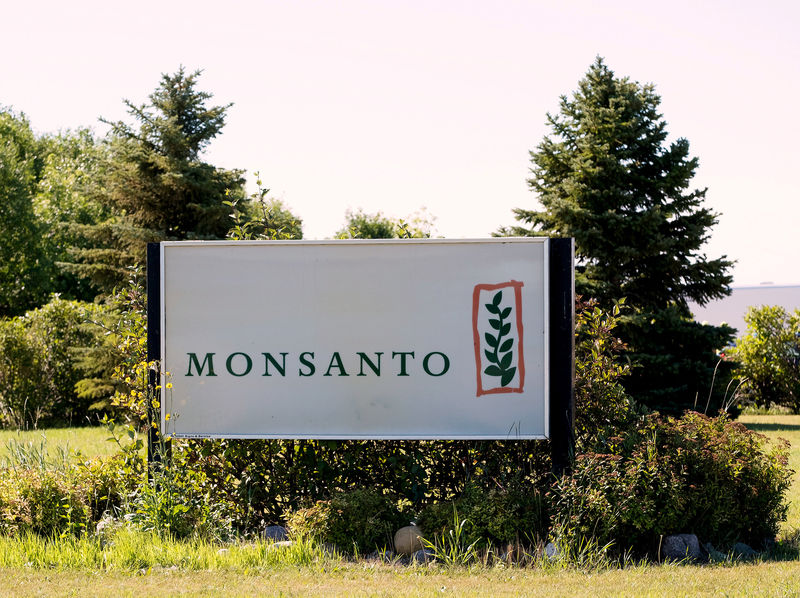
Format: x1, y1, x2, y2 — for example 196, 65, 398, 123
2, 0, 797, 286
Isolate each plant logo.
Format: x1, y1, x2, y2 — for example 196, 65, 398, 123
472, 281, 525, 396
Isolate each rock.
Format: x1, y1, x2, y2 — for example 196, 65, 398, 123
263, 525, 289, 542
394, 525, 424, 554
544, 541, 560, 560
703, 542, 726, 562
411, 549, 434, 564
661, 534, 704, 562
732, 542, 758, 560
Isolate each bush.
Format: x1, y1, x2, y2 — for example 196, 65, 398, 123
574, 297, 634, 452
0, 296, 105, 428
180, 437, 552, 532
0, 434, 144, 537
285, 487, 409, 554
550, 412, 792, 555
729, 305, 800, 412
416, 482, 548, 549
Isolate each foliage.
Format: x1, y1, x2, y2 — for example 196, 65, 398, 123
66, 68, 245, 293
500, 57, 734, 414
0, 297, 105, 428
286, 487, 409, 554
0, 425, 144, 537
573, 297, 634, 451
420, 506, 480, 566
73, 271, 148, 418
182, 437, 551, 531
33, 128, 112, 302
335, 208, 434, 239
729, 305, 800, 412
0, 109, 51, 315
549, 412, 792, 555
416, 482, 548, 549
224, 173, 303, 240
621, 307, 737, 415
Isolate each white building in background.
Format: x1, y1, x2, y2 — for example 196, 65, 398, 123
689, 284, 800, 336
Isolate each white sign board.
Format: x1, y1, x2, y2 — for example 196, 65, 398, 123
160, 239, 549, 439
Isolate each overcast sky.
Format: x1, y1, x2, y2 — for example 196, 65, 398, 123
3, 0, 797, 286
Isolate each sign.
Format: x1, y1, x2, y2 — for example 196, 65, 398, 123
158, 239, 553, 439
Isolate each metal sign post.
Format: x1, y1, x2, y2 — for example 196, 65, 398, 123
548, 238, 575, 475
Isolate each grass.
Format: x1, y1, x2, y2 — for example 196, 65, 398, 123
0, 426, 117, 462
0, 416, 800, 596
739, 414, 800, 537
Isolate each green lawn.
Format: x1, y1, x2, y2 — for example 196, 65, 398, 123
739, 414, 800, 536
0, 426, 117, 462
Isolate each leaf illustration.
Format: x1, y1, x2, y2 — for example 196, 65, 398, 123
484, 349, 498, 363
501, 367, 516, 387
485, 303, 499, 315
484, 365, 503, 377
500, 323, 511, 336
484, 333, 498, 348
489, 318, 501, 330
492, 291, 502, 307
500, 352, 513, 369
499, 338, 513, 352
500, 307, 512, 319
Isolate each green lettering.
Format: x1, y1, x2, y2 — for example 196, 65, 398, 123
391, 351, 415, 376
299, 352, 315, 376
226, 352, 252, 377
423, 351, 450, 376
324, 352, 349, 376
357, 352, 382, 376
262, 352, 288, 376
186, 352, 216, 376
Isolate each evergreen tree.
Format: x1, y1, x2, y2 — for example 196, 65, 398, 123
67, 67, 245, 292
503, 58, 735, 414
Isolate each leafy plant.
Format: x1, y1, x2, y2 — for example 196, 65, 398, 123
728, 305, 800, 412
285, 487, 409, 554
420, 506, 480, 566
550, 412, 792, 555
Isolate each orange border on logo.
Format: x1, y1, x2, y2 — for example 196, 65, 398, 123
472, 281, 525, 397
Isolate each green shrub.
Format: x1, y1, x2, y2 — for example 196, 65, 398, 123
416, 482, 548, 549
0, 297, 105, 428
550, 412, 792, 555
729, 305, 800, 412
574, 297, 634, 452
286, 487, 409, 554
0, 427, 145, 537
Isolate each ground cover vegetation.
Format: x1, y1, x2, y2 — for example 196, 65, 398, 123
0, 60, 796, 582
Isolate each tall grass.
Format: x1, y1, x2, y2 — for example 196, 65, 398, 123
0, 426, 117, 461
0, 528, 327, 571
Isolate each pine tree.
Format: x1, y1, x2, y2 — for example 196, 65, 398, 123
66, 67, 245, 292
503, 58, 735, 414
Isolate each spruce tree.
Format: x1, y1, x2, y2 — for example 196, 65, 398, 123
66, 67, 245, 292
503, 57, 735, 414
